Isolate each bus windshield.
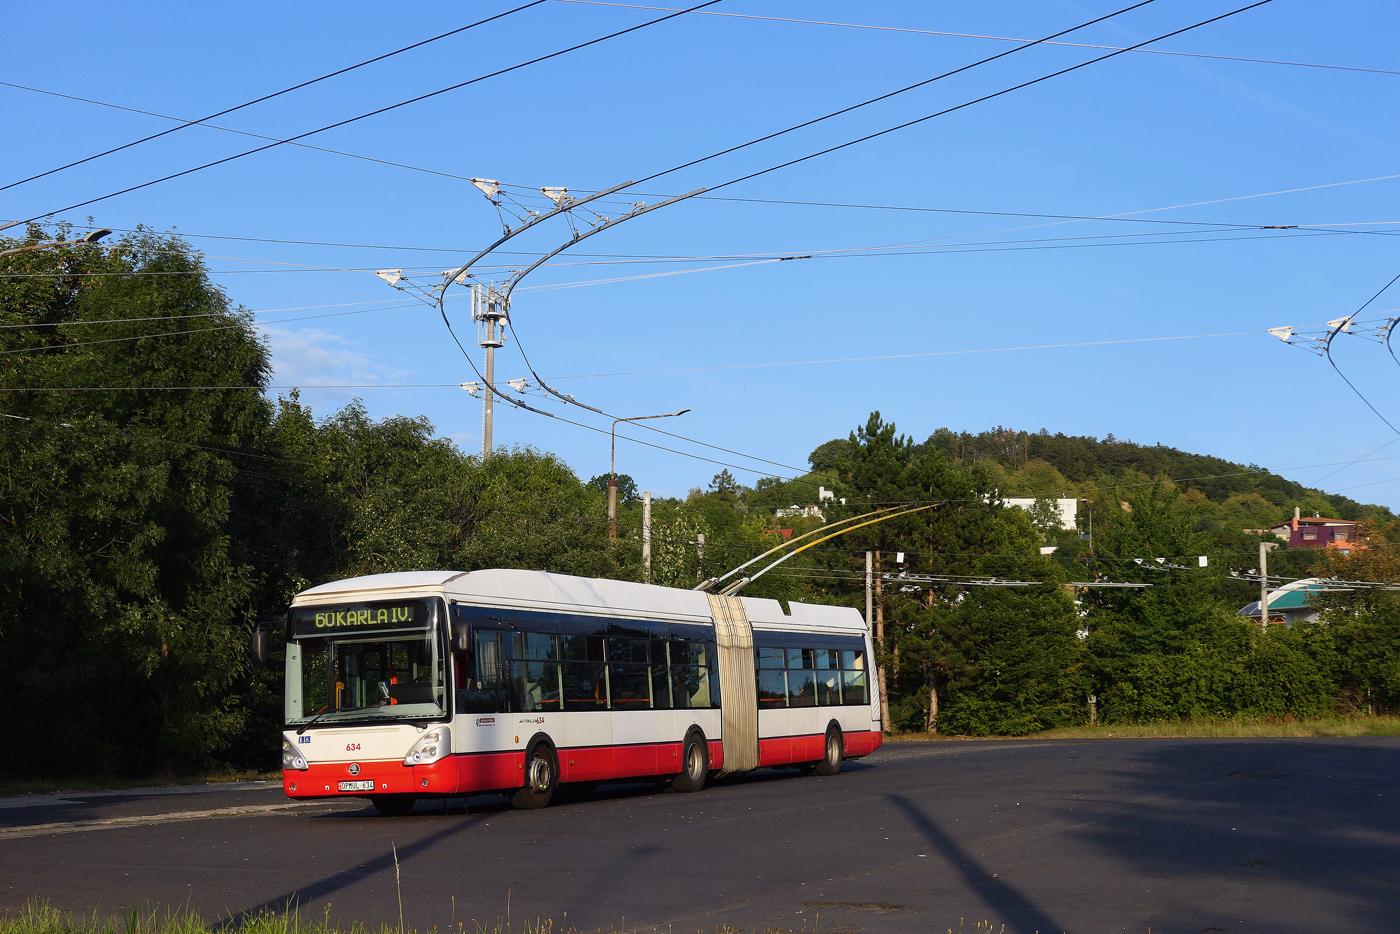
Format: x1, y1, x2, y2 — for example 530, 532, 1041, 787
285, 600, 446, 726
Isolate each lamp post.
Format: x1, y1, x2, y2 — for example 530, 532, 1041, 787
610, 408, 690, 543
0, 228, 111, 257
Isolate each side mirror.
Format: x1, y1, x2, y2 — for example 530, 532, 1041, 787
451, 622, 470, 653
249, 624, 272, 667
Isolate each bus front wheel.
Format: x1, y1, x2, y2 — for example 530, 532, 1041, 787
511, 742, 558, 810
672, 732, 709, 793
371, 795, 417, 816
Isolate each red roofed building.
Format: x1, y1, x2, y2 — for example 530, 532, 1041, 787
1269, 508, 1365, 555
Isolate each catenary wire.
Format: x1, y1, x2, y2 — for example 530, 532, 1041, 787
454, 0, 1194, 483
0, 1, 548, 198
6, 0, 723, 230
488, 2, 1277, 432
0, 318, 1358, 378
0, 412, 1373, 562
682, 1, 1277, 199
1320, 272, 1400, 439
624, 0, 1163, 189
27, 163, 1400, 262
555, 0, 1399, 78
0, 380, 1394, 506
0, 81, 505, 190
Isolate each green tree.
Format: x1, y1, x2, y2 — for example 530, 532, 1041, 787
0, 226, 274, 775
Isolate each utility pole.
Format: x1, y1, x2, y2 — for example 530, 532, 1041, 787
696, 533, 705, 582
875, 550, 890, 730
865, 551, 873, 629
642, 492, 652, 584
1259, 540, 1270, 628
472, 283, 507, 460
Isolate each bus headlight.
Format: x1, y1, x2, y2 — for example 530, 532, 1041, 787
404, 728, 450, 766
282, 737, 308, 771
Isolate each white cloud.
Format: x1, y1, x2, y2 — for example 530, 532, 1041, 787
260, 326, 410, 387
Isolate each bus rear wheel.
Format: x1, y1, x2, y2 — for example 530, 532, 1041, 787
815, 728, 843, 776
671, 732, 709, 793
371, 795, 417, 816
510, 742, 558, 810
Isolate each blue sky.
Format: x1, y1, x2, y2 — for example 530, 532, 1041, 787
6, 1, 1400, 508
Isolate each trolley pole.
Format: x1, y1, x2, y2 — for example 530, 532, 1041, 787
642, 492, 652, 583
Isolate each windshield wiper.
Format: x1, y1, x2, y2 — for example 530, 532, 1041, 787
295, 709, 334, 735
294, 711, 438, 734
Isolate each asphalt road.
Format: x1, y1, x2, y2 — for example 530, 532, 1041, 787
3, 737, 1399, 933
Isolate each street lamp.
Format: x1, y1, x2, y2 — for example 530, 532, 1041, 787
610, 408, 690, 542
0, 227, 111, 257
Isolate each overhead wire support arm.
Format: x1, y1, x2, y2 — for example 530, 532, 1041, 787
440, 180, 636, 288
431, 181, 638, 419
500, 187, 708, 411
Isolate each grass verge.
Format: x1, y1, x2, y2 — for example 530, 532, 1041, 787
0, 902, 555, 934
0, 901, 879, 934
887, 714, 1400, 742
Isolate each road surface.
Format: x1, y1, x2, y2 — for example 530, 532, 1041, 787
3, 737, 1398, 933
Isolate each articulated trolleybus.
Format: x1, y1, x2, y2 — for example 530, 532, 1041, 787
274, 569, 882, 814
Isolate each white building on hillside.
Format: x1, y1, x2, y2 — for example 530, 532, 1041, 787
1004, 497, 1078, 531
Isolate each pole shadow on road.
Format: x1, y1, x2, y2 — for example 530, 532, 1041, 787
887, 793, 1064, 934
216, 814, 480, 930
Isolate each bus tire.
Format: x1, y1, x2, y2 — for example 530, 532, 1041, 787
671, 730, 709, 793
815, 727, 843, 776
511, 740, 558, 810
371, 795, 417, 816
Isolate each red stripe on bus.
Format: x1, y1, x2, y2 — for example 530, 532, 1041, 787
285, 731, 881, 799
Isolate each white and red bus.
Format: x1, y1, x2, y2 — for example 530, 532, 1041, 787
270, 569, 882, 814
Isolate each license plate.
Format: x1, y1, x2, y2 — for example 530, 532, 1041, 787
339, 780, 375, 792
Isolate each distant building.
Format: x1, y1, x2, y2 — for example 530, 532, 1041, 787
1269, 507, 1364, 555
775, 505, 824, 520
1239, 577, 1330, 626
1005, 497, 1078, 531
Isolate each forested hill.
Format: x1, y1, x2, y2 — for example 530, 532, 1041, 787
815, 426, 1394, 526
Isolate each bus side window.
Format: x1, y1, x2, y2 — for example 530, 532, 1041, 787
670, 639, 711, 709
816, 649, 841, 706
607, 636, 652, 709
475, 631, 505, 691
755, 643, 786, 709
841, 648, 868, 706
650, 638, 672, 709
508, 632, 561, 712
562, 634, 607, 710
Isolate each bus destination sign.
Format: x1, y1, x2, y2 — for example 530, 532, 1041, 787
291, 600, 430, 636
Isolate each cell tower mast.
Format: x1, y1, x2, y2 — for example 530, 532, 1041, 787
472, 282, 508, 459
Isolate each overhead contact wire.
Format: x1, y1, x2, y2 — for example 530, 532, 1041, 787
9, 0, 723, 229
0, 1, 548, 197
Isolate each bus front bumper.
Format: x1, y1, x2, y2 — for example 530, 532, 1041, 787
284, 756, 456, 798
284, 752, 526, 799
